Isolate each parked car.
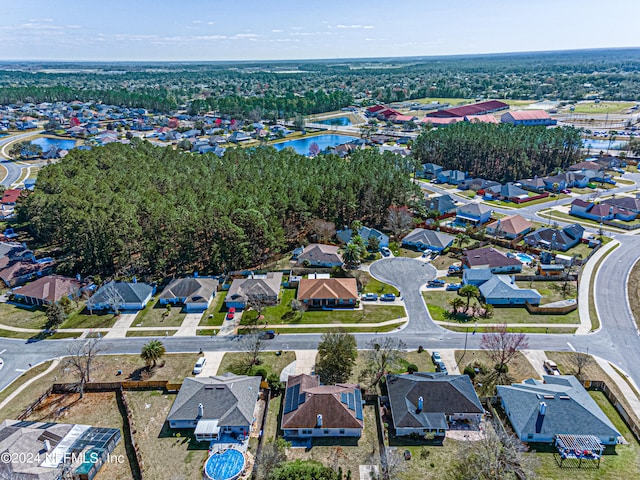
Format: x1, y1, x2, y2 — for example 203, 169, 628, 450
431, 351, 442, 363
260, 330, 276, 339
427, 279, 446, 288
193, 356, 206, 374
362, 293, 378, 301
436, 361, 448, 374
448, 265, 462, 274
561, 189, 571, 194
381, 247, 391, 257
226, 311, 235, 320
446, 283, 462, 291
380, 293, 396, 301
421, 249, 433, 258
544, 360, 561, 375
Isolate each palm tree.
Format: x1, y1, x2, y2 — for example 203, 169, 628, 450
456, 233, 470, 249
459, 284, 480, 312
342, 242, 362, 269
141, 340, 166, 370
449, 297, 465, 314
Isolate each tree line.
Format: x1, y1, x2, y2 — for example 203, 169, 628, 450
18, 141, 419, 279
412, 123, 583, 183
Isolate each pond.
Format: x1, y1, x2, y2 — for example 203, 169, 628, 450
272, 134, 358, 155
315, 116, 352, 126
582, 139, 628, 151
30, 137, 77, 152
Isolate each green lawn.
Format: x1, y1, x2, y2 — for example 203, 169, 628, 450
446, 325, 577, 334
455, 350, 538, 383
59, 303, 119, 329
216, 351, 296, 377
0, 328, 32, 339
569, 101, 636, 114
198, 291, 227, 326
0, 302, 47, 330
484, 193, 569, 209
132, 296, 187, 328
126, 330, 176, 337
515, 280, 576, 304
533, 391, 640, 480
423, 291, 579, 325
413, 97, 470, 106
264, 322, 406, 334
538, 209, 626, 232
362, 277, 400, 296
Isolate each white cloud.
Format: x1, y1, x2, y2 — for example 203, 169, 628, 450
336, 24, 374, 29
192, 20, 202, 24
272, 29, 283, 33
28, 18, 54, 22
207, 21, 216, 25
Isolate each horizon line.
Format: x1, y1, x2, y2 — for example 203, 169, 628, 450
1, 46, 639, 65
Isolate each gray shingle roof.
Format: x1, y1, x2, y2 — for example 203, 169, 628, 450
402, 228, 454, 249
456, 203, 492, 217
479, 275, 541, 301
498, 376, 621, 441
226, 272, 283, 303
87, 281, 152, 305
159, 277, 218, 303
386, 373, 483, 430
167, 373, 261, 426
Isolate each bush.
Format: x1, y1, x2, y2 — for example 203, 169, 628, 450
463, 365, 476, 379
495, 363, 509, 373
417, 345, 424, 353
406, 363, 419, 374
252, 367, 268, 379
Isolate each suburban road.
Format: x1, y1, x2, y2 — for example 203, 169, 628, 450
0, 130, 46, 187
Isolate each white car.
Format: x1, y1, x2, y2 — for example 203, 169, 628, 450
193, 357, 206, 374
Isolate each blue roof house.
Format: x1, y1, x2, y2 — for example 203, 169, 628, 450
86, 281, 153, 312
478, 275, 541, 305
455, 203, 493, 226
498, 376, 621, 445
336, 226, 389, 249
401, 228, 455, 252
436, 169, 466, 185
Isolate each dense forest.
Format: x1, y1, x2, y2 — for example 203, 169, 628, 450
411, 123, 583, 183
1, 48, 639, 115
18, 142, 419, 279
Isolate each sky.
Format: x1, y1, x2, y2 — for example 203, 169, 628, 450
1, 0, 639, 62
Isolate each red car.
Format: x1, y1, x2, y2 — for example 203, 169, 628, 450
226, 307, 236, 320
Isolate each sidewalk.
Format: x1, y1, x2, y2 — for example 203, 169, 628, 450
521, 350, 550, 379
435, 321, 575, 329
577, 239, 619, 334
0, 359, 60, 412
104, 313, 139, 338
594, 355, 640, 422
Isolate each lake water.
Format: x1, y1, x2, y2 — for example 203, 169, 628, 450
316, 116, 352, 126
582, 139, 628, 151
273, 134, 358, 155
31, 137, 77, 152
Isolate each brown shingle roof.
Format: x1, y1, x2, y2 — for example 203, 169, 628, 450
282, 374, 364, 430
297, 278, 357, 301
15, 275, 82, 303
485, 214, 533, 236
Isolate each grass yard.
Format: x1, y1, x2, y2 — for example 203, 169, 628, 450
216, 351, 296, 377
629, 256, 640, 331
533, 391, 640, 479
265, 322, 406, 334
198, 291, 227, 327
430, 252, 462, 271
455, 350, 538, 384
132, 296, 187, 328
362, 276, 400, 296
125, 329, 176, 337
446, 325, 577, 334
569, 101, 636, 114
284, 404, 381, 477
126, 390, 209, 480
538, 209, 626, 233
395, 438, 463, 479
413, 97, 470, 106
423, 291, 580, 325
344, 349, 435, 386
484, 193, 569, 209
60, 303, 119, 329
24, 392, 133, 480
0, 302, 47, 330
0, 328, 32, 339
515, 280, 577, 304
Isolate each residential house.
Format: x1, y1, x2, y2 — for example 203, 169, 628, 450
478, 275, 542, 305
500, 110, 557, 126
0, 241, 34, 262
421, 163, 443, 180
425, 194, 457, 215
297, 277, 358, 309
524, 224, 585, 251
483, 183, 530, 202
601, 196, 640, 214
158, 277, 218, 312
570, 199, 636, 222
86, 281, 153, 312
281, 374, 364, 438
462, 268, 494, 286
458, 178, 500, 193
485, 214, 534, 239
1, 189, 22, 206
401, 228, 455, 252
455, 203, 493, 226
568, 160, 603, 172
0, 419, 121, 480
498, 376, 621, 444
0, 259, 54, 288
436, 169, 467, 185
228, 131, 251, 143
385, 372, 484, 439
296, 244, 343, 268
336, 226, 389, 249
543, 172, 589, 192
225, 272, 283, 310
461, 247, 522, 273
12, 274, 85, 307
167, 373, 261, 441
518, 177, 547, 193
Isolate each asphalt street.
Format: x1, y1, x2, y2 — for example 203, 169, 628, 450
0, 131, 45, 187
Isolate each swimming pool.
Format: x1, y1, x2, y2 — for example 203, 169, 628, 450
204, 449, 245, 480
515, 253, 535, 264
272, 134, 358, 155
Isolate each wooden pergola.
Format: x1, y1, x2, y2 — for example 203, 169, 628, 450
554, 434, 604, 468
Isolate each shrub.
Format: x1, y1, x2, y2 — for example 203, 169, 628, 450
417, 345, 424, 353
406, 363, 419, 374
463, 365, 476, 379
495, 363, 509, 373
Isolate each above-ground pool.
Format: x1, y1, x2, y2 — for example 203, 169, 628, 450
30, 137, 77, 152
204, 449, 245, 480
272, 134, 358, 155
315, 116, 352, 126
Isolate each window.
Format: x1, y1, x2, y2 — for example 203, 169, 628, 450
339, 429, 345, 435
324, 430, 329, 435
527, 434, 533, 439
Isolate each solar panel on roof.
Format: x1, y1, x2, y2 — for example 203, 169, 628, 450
355, 389, 363, 420
347, 393, 355, 410
341, 392, 348, 404
13, 421, 36, 428
284, 384, 301, 414
38, 422, 57, 429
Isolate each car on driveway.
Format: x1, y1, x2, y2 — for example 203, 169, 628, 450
544, 360, 561, 375
362, 293, 378, 301
431, 351, 442, 363
380, 293, 396, 301
446, 283, 462, 291
448, 265, 462, 274
421, 249, 433, 258
381, 247, 391, 257
226, 307, 236, 320
435, 361, 448, 374
193, 356, 206, 374
427, 279, 446, 288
